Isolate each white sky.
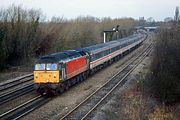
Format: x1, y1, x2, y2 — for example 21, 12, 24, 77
0, 0, 179, 21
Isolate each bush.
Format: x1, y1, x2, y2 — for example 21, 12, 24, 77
146, 25, 180, 104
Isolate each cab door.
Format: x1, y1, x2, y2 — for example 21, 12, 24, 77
59, 63, 67, 81
85, 53, 90, 69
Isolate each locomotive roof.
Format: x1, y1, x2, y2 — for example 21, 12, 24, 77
37, 52, 68, 63
37, 50, 82, 63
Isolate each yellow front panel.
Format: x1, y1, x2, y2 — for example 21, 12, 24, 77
34, 71, 60, 83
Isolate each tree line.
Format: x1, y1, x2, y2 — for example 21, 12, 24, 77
0, 5, 136, 70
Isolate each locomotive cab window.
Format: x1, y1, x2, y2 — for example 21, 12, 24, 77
46, 63, 58, 70
35, 64, 45, 70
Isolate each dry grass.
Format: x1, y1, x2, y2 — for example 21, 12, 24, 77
119, 88, 179, 120
148, 105, 176, 120
120, 89, 150, 120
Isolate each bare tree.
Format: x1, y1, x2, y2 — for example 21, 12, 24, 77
174, 6, 179, 22
0, 5, 137, 70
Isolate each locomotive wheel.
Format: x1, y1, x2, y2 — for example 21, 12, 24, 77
79, 75, 83, 82
72, 78, 76, 85
54, 89, 60, 95
59, 85, 64, 93
65, 86, 69, 90
59, 88, 64, 93
37, 88, 45, 95
76, 76, 80, 83
82, 73, 86, 80
64, 82, 69, 90
69, 79, 73, 86
81, 73, 85, 81
90, 70, 94, 75
67, 81, 71, 87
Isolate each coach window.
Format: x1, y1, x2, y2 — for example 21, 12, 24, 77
105, 49, 109, 55
94, 53, 97, 60
100, 51, 103, 57
96, 53, 99, 59
95, 53, 98, 58
116, 46, 119, 50
102, 51, 105, 57
113, 47, 116, 52
99, 52, 102, 58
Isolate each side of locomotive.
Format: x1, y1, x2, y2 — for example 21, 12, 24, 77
34, 50, 89, 94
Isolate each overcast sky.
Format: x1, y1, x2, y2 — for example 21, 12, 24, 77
0, 0, 179, 21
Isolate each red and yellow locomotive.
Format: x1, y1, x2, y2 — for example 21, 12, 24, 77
34, 50, 89, 94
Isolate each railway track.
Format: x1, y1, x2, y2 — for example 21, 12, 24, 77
57, 42, 152, 120
0, 83, 34, 105
0, 34, 151, 119
0, 73, 35, 105
0, 95, 51, 120
0, 74, 33, 92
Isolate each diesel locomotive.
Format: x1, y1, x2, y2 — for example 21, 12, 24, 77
34, 33, 146, 95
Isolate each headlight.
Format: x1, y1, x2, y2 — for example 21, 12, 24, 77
35, 74, 38, 78
53, 73, 56, 78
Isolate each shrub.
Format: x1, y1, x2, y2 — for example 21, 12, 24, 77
146, 25, 180, 103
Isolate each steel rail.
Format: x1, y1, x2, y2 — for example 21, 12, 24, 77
59, 41, 152, 120
81, 45, 152, 120
0, 75, 33, 92
0, 83, 34, 105
0, 95, 42, 118
0, 94, 51, 120
11, 96, 51, 120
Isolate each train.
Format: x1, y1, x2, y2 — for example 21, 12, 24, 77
34, 33, 146, 95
